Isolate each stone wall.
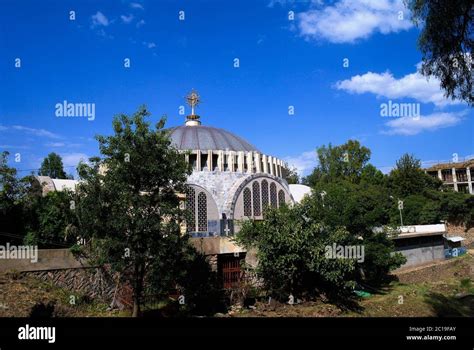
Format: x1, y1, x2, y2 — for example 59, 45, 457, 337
0, 248, 129, 309
23, 267, 128, 309
188, 171, 248, 215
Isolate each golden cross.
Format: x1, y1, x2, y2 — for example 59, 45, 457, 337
186, 90, 200, 115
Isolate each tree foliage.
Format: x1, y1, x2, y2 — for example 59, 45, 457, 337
304, 140, 371, 186
23, 190, 76, 248
147, 244, 225, 316
0, 152, 25, 243
303, 181, 406, 284
72, 106, 191, 316
282, 164, 300, 184
236, 205, 357, 301
407, 0, 474, 105
39, 152, 68, 179
388, 153, 442, 197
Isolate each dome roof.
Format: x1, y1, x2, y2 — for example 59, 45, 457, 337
167, 125, 259, 152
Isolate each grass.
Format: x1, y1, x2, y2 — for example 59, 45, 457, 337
0, 273, 123, 317
236, 254, 474, 317
1, 253, 473, 317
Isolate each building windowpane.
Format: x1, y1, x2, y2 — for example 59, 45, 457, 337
243, 188, 252, 217
252, 182, 261, 216
261, 180, 269, 208
270, 182, 277, 208
186, 187, 196, 232
278, 190, 285, 207
197, 192, 208, 231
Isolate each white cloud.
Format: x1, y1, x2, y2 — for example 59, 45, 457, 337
143, 41, 156, 49
130, 2, 144, 10
120, 14, 134, 24
60, 153, 89, 167
6, 125, 61, 139
298, 0, 412, 43
0, 144, 30, 150
46, 142, 66, 148
382, 111, 466, 136
335, 69, 462, 107
283, 150, 318, 176
45, 142, 82, 148
91, 11, 109, 27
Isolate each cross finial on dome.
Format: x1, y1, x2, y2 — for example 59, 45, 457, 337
185, 89, 201, 126
186, 89, 200, 115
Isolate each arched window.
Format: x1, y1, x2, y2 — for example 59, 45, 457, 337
270, 182, 277, 208
243, 188, 252, 217
278, 190, 285, 207
252, 181, 261, 216
197, 192, 207, 231
186, 187, 196, 232
261, 180, 269, 209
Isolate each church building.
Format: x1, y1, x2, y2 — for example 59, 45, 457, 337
34, 91, 311, 288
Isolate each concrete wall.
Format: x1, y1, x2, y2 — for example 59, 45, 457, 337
0, 249, 89, 272
396, 244, 445, 268
189, 237, 257, 267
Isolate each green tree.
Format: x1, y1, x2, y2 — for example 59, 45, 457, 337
147, 243, 225, 316
360, 164, 386, 187
439, 191, 474, 227
72, 106, 191, 317
0, 152, 21, 209
407, 0, 473, 105
282, 164, 299, 184
388, 153, 441, 197
39, 152, 67, 179
23, 190, 76, 248
304, 140, 371, 186
303, 181, 405, 284
236, 204, 357, 301
0, 152, 25, 242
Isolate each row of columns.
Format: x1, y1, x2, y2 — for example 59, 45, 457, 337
186, 150, 284, 177
434, 167, 473, 193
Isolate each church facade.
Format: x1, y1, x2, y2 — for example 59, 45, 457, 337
34, 91, 310, 288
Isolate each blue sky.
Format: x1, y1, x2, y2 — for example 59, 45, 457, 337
1, 0, 472, 178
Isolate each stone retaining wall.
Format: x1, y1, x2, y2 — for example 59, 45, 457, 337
23, 267, 131, 309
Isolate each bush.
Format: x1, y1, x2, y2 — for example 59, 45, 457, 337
236, 204, 357, 301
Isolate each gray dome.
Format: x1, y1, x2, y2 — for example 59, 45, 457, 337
167, 125, 259, 152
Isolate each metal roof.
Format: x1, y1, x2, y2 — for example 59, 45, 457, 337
167, 125, 259, 152
446, 236, 465, 242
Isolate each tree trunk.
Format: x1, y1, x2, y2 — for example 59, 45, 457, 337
132, 262, 143, 317
132, 299, 140, 317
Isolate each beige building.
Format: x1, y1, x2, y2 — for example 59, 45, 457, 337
424, 159, 474, 194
